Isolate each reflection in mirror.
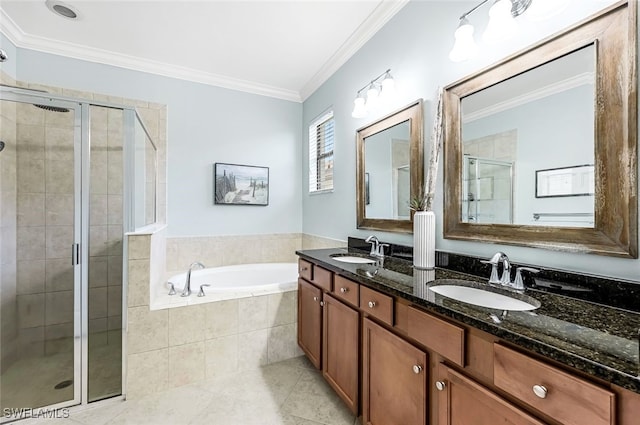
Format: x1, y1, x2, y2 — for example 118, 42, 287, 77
356, 100, 423, 233
443, 2, 637, 257
461, 44, 595, 228
364, 120, 410, 220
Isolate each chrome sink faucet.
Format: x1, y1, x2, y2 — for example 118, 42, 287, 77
482, 252, 540, 293
182, 262, 205, 297
481, 252, 511, 286
365, 235, 389, 258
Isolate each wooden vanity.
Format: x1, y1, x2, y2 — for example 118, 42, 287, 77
297, 256, 640, 425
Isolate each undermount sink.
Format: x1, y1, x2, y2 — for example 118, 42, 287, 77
429, 282, 540, 311
330, 254, 377, 264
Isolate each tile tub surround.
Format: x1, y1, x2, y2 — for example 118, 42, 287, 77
297, 247, 640, 394
126, 230, 302, 399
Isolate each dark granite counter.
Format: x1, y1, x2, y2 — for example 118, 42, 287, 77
296, 246, 640, 394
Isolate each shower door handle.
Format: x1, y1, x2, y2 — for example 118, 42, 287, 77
71, 243, 80, 265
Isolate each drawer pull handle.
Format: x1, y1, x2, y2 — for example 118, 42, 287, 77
532, 385, 548, 399
340, 287, 348, 293
368, 301, 376, 308
412, 365, 422, 374
435, 381, 446, 391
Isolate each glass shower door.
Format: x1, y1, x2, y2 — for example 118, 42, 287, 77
0, 96, 81, 418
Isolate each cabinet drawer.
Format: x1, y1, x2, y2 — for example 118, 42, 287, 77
407, 307, 465, 367
332, 275, 359, 307
298, 259, 313, 281
494, 344, 615, 425
298, 259, 333, 291
313, 266, 333, 291
360, 286, 394, 326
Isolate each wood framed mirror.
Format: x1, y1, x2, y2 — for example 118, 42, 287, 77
356, 100, 424, 233
443, 1, 637, 258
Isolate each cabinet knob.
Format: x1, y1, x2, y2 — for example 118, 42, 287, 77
412, 365, 422, 374
319, 301, 325, 307
340, 287, 348, 293
532, 385, 548, 399
313, 296, 319, 302
435, 381, 446, 391
368, 301, 376, 308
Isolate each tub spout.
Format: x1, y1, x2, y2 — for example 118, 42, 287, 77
182, 262, 205, 297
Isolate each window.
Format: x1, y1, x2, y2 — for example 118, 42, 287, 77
308, 110, 334, 193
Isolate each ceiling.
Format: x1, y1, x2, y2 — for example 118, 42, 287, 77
0, 0, 409, 102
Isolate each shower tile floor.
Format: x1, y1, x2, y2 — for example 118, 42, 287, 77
19, 356, 360, 425
2, 331, 122, 413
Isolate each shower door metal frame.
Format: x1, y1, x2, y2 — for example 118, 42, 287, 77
0, 86, 141, 417
0, 91, 83, 418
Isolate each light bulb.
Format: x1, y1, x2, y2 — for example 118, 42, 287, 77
352, 96, 367, 118
483, 0, 518, 43
449, 18, 477, 62
366, 84, 379, 110
380, 72, 395, 98
524, 0, 571, 21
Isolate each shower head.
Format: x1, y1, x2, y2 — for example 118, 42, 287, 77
33, 103, 70, 113
0, 141, 4, 152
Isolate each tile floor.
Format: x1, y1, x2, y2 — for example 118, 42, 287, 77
18, 356, 359, 425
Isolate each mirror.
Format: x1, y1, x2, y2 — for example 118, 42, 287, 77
357, 100, 423, 233
461, 44, 595, 228
443, 2, 637, 257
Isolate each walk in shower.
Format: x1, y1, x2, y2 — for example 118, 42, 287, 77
461, 155, 514, 224
0, 85, 157, 420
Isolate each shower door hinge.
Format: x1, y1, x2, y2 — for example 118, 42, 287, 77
72, 243, 80, 265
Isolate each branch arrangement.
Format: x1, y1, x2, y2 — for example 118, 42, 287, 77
424, 88, 444, 212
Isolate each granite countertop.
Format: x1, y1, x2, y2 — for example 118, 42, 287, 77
296, 247, 640, 394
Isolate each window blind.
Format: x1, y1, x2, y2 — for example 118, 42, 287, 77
308, 110, 334, 193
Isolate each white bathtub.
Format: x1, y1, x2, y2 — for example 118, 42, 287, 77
159, 263, 299, 308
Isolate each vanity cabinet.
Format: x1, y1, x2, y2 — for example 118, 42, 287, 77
435, 364, 545, 425
363, 318, 427, 425
297, 278, 323, 369
322, 294, 359, 414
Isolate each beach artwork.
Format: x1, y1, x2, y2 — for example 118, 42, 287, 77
214, 163, 269, 206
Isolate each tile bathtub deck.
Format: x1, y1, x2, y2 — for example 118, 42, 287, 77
19, 357, 359, 425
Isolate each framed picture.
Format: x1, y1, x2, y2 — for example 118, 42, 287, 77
214, 163, 269, 206
535, 164, 594, 198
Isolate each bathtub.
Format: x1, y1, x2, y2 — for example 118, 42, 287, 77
158, 263, 299, 308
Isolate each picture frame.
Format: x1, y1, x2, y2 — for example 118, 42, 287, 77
535, 164, 594, 198
214, 163, 269, 206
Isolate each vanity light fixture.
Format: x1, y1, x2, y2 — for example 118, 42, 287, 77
449, 0, 569, 62
351, 69, 396, 118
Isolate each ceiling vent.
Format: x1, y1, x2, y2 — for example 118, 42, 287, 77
45, 0, 79, 20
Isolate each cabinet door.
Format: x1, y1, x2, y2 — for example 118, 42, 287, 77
323, 294, 359, 414
436, 365, 545, 425
363, 318, 427, 425
297, 278, 323, 369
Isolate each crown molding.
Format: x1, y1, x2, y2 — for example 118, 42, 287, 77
299, 0, 410, 101
463, 72, 594, 123
0, 7, 301, 102
1, 1, 408, 104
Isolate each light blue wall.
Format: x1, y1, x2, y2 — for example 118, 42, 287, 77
0, 32, 17, 79
8, 43, 302, 237
302, 0, 640, 281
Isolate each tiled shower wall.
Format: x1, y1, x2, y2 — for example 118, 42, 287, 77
4, 76, 168, 360
0, 72, 18, 374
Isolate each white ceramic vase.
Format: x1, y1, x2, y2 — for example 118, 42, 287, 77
413, 210, 436, 270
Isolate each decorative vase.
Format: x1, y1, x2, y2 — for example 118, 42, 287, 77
413, 210, 435, 270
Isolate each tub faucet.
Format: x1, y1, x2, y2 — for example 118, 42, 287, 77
182, 262, 205, 297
